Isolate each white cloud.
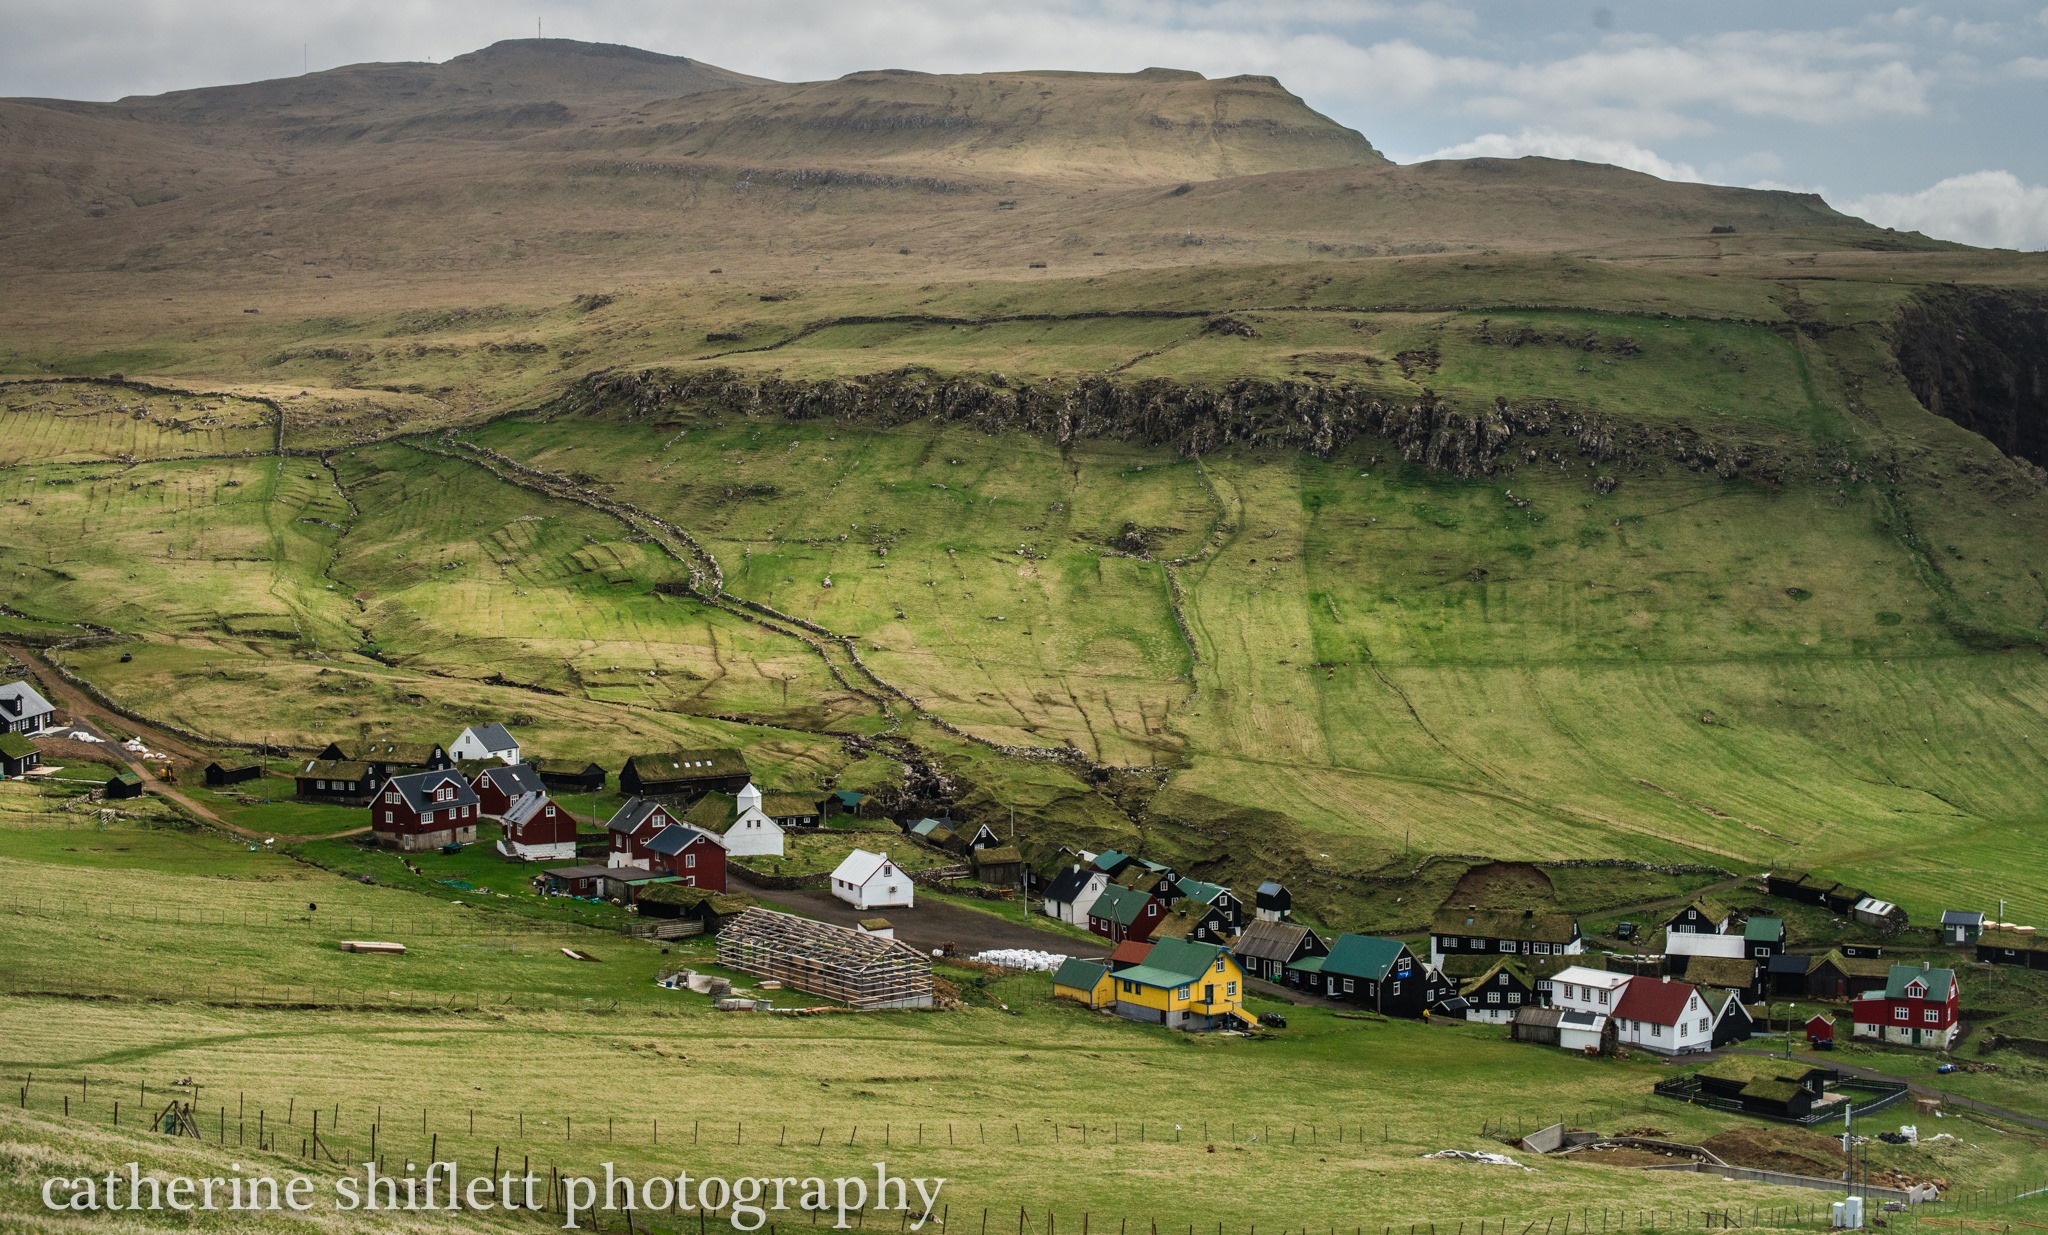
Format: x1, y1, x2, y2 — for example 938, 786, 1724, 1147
1845, 170, 2048, 250
1424, 128, 1701, 181
2007, 55, 2048, 78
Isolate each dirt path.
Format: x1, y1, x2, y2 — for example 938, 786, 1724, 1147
2, 642, 369, 843
731, 874, 1108, 960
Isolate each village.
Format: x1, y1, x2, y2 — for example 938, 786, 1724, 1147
9, 672, 2040, 1071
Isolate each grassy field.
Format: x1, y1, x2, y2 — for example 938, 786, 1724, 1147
2, 782, 2045, 1231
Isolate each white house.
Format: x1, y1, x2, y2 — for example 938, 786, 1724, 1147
684, 782, 788, 859
0, 681, 55, 735
1041, 864, 1109, 925
1549, 965, 1631, 1015
1612, 976, 1714, 1056
450, 723, 521, 765
830, 849, 914, 911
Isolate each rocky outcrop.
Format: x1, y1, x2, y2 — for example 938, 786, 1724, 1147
1895, 287, 2048, 469
562, 365, 1862, 485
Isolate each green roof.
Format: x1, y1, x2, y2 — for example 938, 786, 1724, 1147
1739, 1079, 1804, 1103
0, 733, 38, 759
1089, 884, 1154, 926
1176, 877, 1228, 905
1051, 958, 1110, 991
1323, 934, 1412, 981
1288, 955, 1325, 974
1128, 938, 1228, 986
1114, 940, 1229, 991
1093, 849, 1131, 869
684, 793, 741, 832
1884, 963, 1956, 999
110, 772, 142, 786
1743, 916, 1784, 942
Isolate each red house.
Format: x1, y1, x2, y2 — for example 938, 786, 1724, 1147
1087, 884, 1164, 944
472, 763, 547, 817
1852, 963, 1960, 1050
498, 792, 576, 862
604, 797, 686, 867
371, 770, 482, 852
643, 823, 727, 891
1806, 1012, 1836, 1050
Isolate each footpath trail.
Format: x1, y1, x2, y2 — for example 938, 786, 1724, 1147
2, 642, 369, 843
1724, 1047, 2048, 1134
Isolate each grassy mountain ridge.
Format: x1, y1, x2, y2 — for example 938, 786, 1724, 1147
4, 39, 2048, 924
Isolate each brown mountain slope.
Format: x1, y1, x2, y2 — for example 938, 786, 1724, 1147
568, 66, 1386, 183
98, 39, 769, 130
0, 37, 1943, 310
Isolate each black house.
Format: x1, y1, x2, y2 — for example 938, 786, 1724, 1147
538, 761, 607, 793
1765, 953, 1813, 997
1430, 907, 1583, 966
1977, 926, 2048, 971
1255, 880, 1292, 922
204, 762, 263, 788
1319, 934, 1446, 1019
316, 739, 452, 783
294, 758, 380, 805
0, 732, 43, 777
619, 749, 750, 801
104, 771, 144, 800
1695, 1060, 1830, 1120
1451, 957, 1540, 1023
1231, 918, 1328, 983
1765, 871, 1866, 914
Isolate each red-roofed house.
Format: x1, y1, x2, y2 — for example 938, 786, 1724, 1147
1612, 976, 1714, 1056
1107, 939, 1155, 972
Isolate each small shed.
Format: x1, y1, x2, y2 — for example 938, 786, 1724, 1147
970, 844, 1024, 888
1852, 897, 1906, 931
203, 761, 262, 787
1255, 880, 1291, 922
1806, 1012, 1837, 1048
104, 771, 144, 800
1052, 957, 1113, 1009
636, 884, 756, 933
540, 864, 617, 898
1510, 1005, 1564, 1046
0, 732, 43, 778
716, 906, 933, 1010
1941, 910, 1985, 946
856, 917, 895, 940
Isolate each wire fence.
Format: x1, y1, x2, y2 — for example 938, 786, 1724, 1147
13, 1076, 2030, 1233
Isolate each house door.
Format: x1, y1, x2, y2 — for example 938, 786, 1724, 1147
1204, 984, 1214, 1005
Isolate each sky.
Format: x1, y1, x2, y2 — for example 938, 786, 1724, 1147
4, 0, 2046, 249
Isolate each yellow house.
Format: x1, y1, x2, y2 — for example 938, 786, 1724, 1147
1107, 938, 1253, 1031
1051, 957, 1114, 1008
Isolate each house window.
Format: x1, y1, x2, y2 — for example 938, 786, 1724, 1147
1754, 947, 1768, 957
383, 811, 393, 824
1699, 1017, 1710, 1034
1500, 974, 1512, 986
1561, 983, 1574, 1000
1499, 941, 1514, 952
1487, 992, 1500, 1005
1598, 989, 1610, 1005
1227, 981, 1237, 998
1535, 943, 1550, 955
1342, 979, 1355, 994
1471, 938, 1484, 949
1894, 1008, 1909, 1021
1392, 981, 1402, 996
1507, 992, 1521, 1005
1177, 985, 1190, 1000
1214, 958, 1225, 974
1651, 1024, 1662, 1037
685, 854, 695, 869
1924, 1009, 1941, 1024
